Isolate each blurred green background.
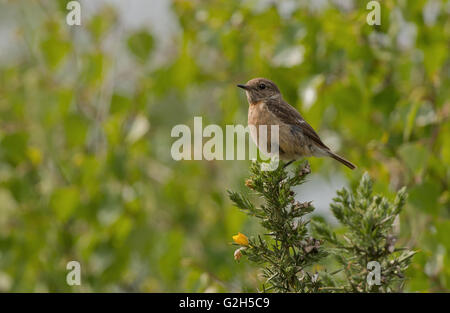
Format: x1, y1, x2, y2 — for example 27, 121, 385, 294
0, 0, 448, 292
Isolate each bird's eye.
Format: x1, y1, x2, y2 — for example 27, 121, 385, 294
259, 83, 266, 90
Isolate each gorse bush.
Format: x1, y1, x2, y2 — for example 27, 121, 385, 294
229, 161, 326, 292
229, 161, 415, 292
313, 173, 416, 292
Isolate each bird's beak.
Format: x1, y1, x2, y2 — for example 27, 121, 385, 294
237, 84, 249, 90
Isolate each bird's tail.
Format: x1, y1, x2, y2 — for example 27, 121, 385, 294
327, 151, 356, 170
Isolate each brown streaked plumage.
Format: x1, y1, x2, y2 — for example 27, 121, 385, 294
237, 78, 356, 170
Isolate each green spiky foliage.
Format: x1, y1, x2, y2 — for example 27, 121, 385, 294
311, 173, 416, 292
228, 161, 327, 292
229, 161, 415, 293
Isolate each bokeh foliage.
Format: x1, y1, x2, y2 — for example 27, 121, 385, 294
0, 0, 448, 292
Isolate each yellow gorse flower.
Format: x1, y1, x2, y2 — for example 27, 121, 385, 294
232, 232, 249, 246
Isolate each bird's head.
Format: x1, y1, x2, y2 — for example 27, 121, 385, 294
237, 78, 281, 104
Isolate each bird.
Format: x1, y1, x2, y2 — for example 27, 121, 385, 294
237, 78, 356, 170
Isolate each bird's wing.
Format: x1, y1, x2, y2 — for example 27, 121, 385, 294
267, 98, 330, 150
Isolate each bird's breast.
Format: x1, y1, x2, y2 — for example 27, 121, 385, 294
248, 101, 274, 126
247, 101, 286, 158
247, 101, 312, 160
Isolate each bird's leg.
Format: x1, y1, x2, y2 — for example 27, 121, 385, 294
283, 160, 295, 169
